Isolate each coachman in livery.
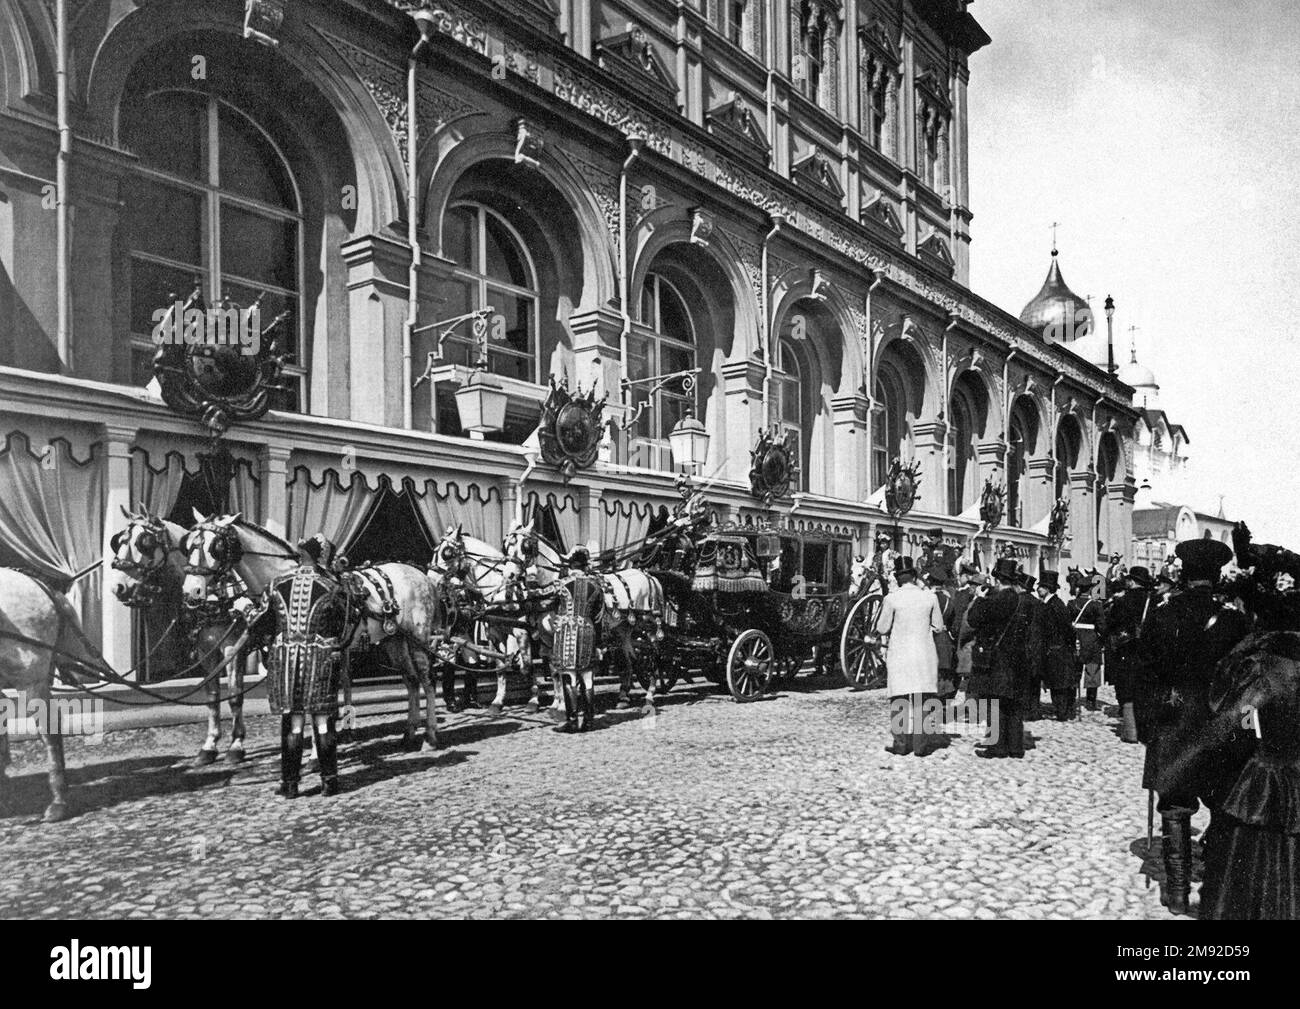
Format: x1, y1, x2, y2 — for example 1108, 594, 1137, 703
241, 534, 366, 798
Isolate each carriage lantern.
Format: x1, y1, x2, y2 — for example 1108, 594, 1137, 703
668, 410, 710, 470
754, 533, 781, 563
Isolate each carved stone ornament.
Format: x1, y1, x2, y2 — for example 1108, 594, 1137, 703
594, 23, 678, 108
978, 478, 1006, 529
749, 427, 799, 505
808, 268, 831, 301
918, 229, 955, 275
689, 207, 715, 247
243, 0, 286, 48
705, 92, 771, 164
513, 118, 544, 169
884, 457, 923, 517
152, 288, 289, 437
792, 148, 845, 207
539, 376, 608, 482
861, 192, 905, 243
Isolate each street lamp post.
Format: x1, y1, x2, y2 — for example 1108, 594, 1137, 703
1104, 295, 1116, 377
615, 368, 709, 469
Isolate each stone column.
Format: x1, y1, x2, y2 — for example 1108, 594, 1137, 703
101, 423, 138, 677
1024, 456, 1055, 531
580, 484, 602, 553
911, 420, 947, 514
720, 357, 766, 485
340, 234, 412, 429
830, 392, 870, 501
258, 443, 293, 539
1069, 469, 1097, 568
1108, 478, 1137, 564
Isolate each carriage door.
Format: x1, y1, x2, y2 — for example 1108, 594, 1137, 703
801, 538, 830, 597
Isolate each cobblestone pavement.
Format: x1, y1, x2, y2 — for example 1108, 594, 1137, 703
0, 677, 1196, 919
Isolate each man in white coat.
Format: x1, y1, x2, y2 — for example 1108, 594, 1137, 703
875, 555, 947, 757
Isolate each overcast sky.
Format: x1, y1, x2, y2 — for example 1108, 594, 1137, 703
967, 0, 1300, 546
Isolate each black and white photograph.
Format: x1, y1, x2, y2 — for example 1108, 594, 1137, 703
0, 0, 1295, 961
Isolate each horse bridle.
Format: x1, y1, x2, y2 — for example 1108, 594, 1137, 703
111, 518, 172, 608
183, 523, 245, 578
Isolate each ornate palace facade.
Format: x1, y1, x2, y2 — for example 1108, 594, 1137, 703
0, 0, 1139, 674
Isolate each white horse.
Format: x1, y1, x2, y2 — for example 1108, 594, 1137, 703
110, 509, 256, 765
0, 567, 115, 822
182, 514, 443, 751
429, 522, 561, 717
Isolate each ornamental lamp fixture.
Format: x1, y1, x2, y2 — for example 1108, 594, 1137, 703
455, 369, 509, 435
669, 410, 710, 470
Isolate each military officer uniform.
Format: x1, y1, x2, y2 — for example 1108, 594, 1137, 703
1033, 570, 1078, 720
1105, 566, 1156, 743
1068, 574, 1106, 711
1134, 539, 1251, 913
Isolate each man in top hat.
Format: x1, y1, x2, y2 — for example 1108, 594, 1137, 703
875, 555, 947, 757
925, 560, 958, 700
1134, 538, 1251, 913
1106, 565, 1156, 743
1019, 567, 1046, 721
1032, 570, 1078, 720
966, 557, 1035, 758
870, 529, 901, 593
952, 563, 986, 694
1068, 570, 1107, 711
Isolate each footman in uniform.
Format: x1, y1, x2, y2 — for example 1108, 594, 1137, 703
1068, 571, 1106, 711
241, 534, 366, 799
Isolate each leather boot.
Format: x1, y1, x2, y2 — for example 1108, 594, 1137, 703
317, 717, 340, 796
1120, 702, 1140, 743
1161, 813, 1193, 914
442, 667, 461, 712
278, 715, 302, 799
1086, 688, 1098, 711
884, 733, 913, 756
461, 668, 481, 709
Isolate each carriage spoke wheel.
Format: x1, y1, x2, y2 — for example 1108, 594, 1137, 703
840, 595, 886, 691
726, 629, 774, 703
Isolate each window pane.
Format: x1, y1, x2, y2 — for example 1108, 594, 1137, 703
661, 394, 689, 442
221, 281, 297, 360
483, 213, 530, 288
269, 380, 301, 413
803, 541, 828, 583
130, 346, 155, 387
781, 379, 800, 424
661, 341, 693, 377
220, 202, 298, 290
658, 283, 692, 343
628, 335, 651, 438
443, 206, 474, 268
121, 91, 204, 181
130, 258, 202, 336
639, 281, 655, 326
124, 177, 204, 266
488, 289, 533, 364
425, 278, 473, 367
218, 105, 296, 209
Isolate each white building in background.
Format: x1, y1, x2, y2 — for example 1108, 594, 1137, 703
1017, 246, 1232, 569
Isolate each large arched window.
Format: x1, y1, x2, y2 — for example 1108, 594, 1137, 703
631, 272, 696, 470
439, 201, 539, 383
872, 371, 903, 492
775, 338, 806, 491
947, 394, 974, 516
1006, 397, 1039, 529
1096, 432, 1120, 560
1055, 417, 1082, 503
121, 88, 304, 410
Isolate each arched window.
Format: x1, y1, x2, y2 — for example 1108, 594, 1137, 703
1055, 419, 1081, 503
1007, 417, 1027, 528
947, 394, 975, 516
775, 338, 806, 490
631, 273, 696, 470
872, 371, 904, 492
439, 201, 539, 383
121, 88, 304, 410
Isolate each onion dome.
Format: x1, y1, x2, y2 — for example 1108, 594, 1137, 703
1019, 248, 1093, 344
1118, 359, 1157, 390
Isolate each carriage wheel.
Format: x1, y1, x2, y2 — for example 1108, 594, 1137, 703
726, 629, 774, 703
839, 594, 886, 691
